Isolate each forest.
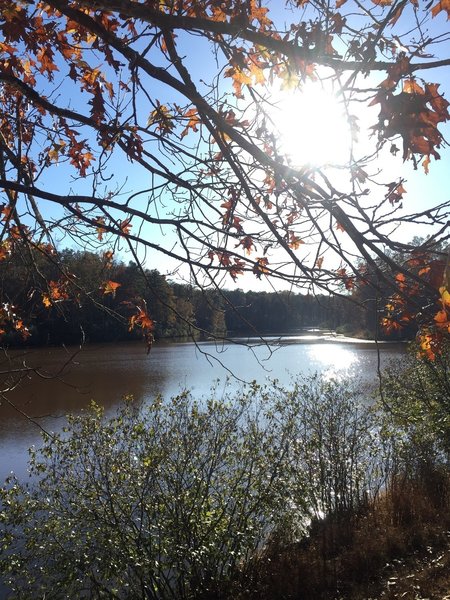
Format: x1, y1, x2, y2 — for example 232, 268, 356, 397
0, 247, 405, 347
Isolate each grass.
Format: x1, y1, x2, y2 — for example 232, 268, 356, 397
244, 466, 450, 600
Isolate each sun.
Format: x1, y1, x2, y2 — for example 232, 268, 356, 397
269, 83, 352, 168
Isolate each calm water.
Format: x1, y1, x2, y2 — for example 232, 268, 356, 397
0, 334, 406, 482
0, 334, 407, 599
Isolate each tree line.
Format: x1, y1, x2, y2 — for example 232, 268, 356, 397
0, 248, 411, 347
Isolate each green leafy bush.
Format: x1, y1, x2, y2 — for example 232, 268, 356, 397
0, 385, 304, 599
0, 377, 387, 599
379, 346, 450, 470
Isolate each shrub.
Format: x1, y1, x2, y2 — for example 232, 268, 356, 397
288, 375, 384, 521
0, 385, 305, 600
379, 346, 450, 478
0, 376, 390, 599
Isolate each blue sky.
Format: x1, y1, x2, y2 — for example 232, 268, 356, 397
19, 1, 450, 292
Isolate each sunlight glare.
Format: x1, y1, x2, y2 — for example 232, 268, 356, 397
308, 343, 358, 379
270, 83, 352, 168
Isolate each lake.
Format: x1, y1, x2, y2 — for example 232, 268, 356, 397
0, 333, 407, 482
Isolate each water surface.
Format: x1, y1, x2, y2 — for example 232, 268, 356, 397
0, 334, 406, 482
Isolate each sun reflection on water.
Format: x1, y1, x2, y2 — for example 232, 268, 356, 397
307, 343, 360, 379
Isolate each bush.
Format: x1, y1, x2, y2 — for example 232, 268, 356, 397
0, 384, 306, 600
0, 376, 394, 599
379, 345, 450, 475
289, 375, 384, 521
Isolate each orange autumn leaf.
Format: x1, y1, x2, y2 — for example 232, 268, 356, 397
289, 233, 304, 250
129, 305, 154, 332
381, 317, 402, 334
225, 67, 252, 98
253, 257, 269, 278
248, 0, 272, 29
102, 280, 121, 297
128, 302, 155, 353
337, 267, 355, 290
42, 294, 52, 308
386, 181, 407, 205
2, 4, 23, 21
0, 239, 11, 260
434, 309, 450, 331
418, 333, 437, 361
48, 280, 69, 302
148, 102, 174, 135
228, 259, 245, 281
431, 0, 450, 18
14, 319, 30, 339
395, 273, 407, 290
1, 205, 14, 222
180, 108, 200, 138
36, 45, 59, 78
403, 79, 425, 95
95, 217, 106, 241
238, 236, 255, 255
120, 219, 132, 236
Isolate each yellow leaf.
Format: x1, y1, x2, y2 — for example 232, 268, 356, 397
440, 286, 450, 307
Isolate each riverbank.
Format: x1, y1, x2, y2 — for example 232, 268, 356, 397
251, 469, 450, 599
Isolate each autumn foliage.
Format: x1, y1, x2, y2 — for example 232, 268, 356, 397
0, 0, 449, 353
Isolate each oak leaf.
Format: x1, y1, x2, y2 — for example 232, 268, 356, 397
120, 219, 132, 236
434, 309, 450, 332
418, 333, 437, 361
95, 217, 106, 241
289, 233, 304, 250
238, 236, 255, 255
42, 294, 52, 308
431, 0, 450, 18
253, 257, 269, 278
102, 280, 121, 297
403, 79, 425, 95
180, 108, 200, 138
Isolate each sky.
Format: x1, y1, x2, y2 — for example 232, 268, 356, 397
21, 0, 450, 293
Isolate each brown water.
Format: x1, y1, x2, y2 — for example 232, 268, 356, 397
0, 335, 406, 482
0, 335, 407, 599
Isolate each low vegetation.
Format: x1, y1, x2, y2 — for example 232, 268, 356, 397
0, 350, 449, 599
